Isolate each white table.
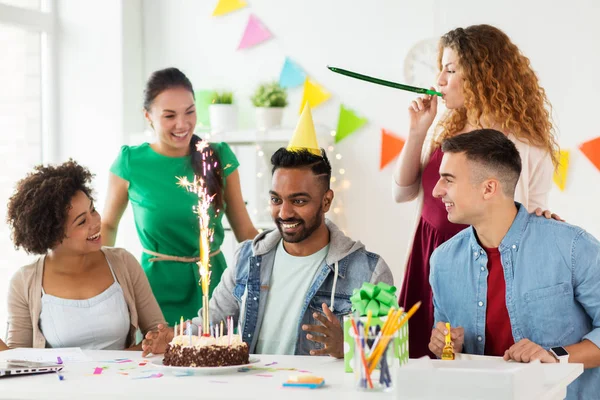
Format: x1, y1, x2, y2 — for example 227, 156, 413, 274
0, 350, 583, 400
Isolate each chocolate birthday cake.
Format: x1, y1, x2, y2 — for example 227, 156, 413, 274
162, 334, 249, 367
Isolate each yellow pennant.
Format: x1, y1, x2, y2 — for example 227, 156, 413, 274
299, 78, 331, 114
553, 150, 570, 191
212, 0, 247, 16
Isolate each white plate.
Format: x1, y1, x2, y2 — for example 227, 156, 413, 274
149, 356, 261, 374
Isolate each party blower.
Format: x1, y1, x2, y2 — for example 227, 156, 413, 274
327, 66, 442, 97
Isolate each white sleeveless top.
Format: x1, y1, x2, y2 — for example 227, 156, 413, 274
39, 258, 130, 350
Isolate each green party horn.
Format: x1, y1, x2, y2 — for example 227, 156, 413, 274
327, 65, 442, 97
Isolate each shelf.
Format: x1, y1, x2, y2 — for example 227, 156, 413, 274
207, 124, 334, 145
127, 124, 333, 147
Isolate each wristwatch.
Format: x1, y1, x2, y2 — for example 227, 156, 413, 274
549, 346, 569, 364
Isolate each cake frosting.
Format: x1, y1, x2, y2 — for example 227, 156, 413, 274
162, 333, 249, 367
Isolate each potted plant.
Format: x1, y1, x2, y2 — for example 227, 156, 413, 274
251, 82, 288, 130
209, 91, 237, 133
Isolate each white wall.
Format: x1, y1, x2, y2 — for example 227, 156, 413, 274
55, 0, 145, 254
138, 0, 600, 283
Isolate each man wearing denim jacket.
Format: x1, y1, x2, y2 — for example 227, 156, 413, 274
427, 129, 600, 400
142, 147, 393, 358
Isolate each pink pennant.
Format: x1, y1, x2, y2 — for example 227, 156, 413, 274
237, 14, 272, 50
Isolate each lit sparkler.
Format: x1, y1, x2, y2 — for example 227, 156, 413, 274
176, 139, 216, 336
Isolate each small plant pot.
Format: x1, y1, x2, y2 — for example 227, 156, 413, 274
209, 104, 237, 133
255, 107, 284, 130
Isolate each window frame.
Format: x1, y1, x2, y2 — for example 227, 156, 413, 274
0, 0, 57, 163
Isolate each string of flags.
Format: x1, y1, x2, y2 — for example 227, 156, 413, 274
209, 0, 600, 191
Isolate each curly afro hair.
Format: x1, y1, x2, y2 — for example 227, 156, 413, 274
6, 159, 95, 255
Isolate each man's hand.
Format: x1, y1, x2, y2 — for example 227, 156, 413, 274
503, 339, 557, 363
428, 321, 464, 358
142, 324, 174, 357
301, 303, 344, 359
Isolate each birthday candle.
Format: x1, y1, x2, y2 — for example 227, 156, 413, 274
174, 322, 178, 337
180, 316, 184, 336
220, 320, 224, 338
228, 316, 232, 346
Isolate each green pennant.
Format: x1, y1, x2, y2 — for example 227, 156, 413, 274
194, 90, 214, 129
335, 104, 368, 143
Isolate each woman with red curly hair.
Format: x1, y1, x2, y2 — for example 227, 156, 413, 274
5, 160, 165, 350
392, 25, 560, 358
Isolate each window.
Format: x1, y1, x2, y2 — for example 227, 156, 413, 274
0, 0, 53, 342
0, 0, 42, 11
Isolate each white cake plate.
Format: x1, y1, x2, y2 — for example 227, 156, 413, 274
149, 356, 261, 375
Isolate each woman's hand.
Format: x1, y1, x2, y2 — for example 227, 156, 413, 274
142, 324, 174, 356
408, 88, 438, 138
534, 208, 565, 222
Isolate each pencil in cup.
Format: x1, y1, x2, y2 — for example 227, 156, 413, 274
350, 318, 374, 389
367, 301, 421, 375
353, 328, 395, 390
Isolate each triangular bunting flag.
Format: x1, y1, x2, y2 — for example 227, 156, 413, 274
553, 150, 570, 191
299, 78, 331, 114
287, 104, 321, 156
212, 0, 247, 16
279, 57, 306, 89
194, 90, 214, 128
237, 14, 272, 50
335, 104, 368, 143
579, 136, 600, 172
380, 128, 405, 170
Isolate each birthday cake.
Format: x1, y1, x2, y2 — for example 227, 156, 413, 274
162, 334, 249, 367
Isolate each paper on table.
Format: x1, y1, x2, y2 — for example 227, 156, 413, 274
0, 347, 91, 363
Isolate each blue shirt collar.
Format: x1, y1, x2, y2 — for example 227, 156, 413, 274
468, 202, 529, 258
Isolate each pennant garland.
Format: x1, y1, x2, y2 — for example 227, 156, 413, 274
279, 57, 306, 89
553, 150, 570, 191
212, 0, 247, 16
237, 14, 272, 50
380, 129, 405, 170
299, 78, 331, 114
335, 104, 368, 143
219, 6, 600, 178
579, 136, 600, 173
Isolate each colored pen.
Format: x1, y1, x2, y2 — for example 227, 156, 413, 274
327, 66, 442, 97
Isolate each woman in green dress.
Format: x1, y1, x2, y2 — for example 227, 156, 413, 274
102, 67, 258, 325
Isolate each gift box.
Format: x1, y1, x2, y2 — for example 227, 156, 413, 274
343, 282, 409, 373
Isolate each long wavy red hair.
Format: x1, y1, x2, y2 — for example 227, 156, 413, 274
434, 25, 559, 166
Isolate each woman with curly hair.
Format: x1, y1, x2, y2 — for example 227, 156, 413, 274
5, 160, 165, 350
392, 24, 560, 358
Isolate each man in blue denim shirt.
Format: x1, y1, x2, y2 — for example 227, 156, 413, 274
427, 129, 600, 400
143, 147, 393, 358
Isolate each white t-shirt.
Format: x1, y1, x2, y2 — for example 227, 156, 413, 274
255, 240, 329, 355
